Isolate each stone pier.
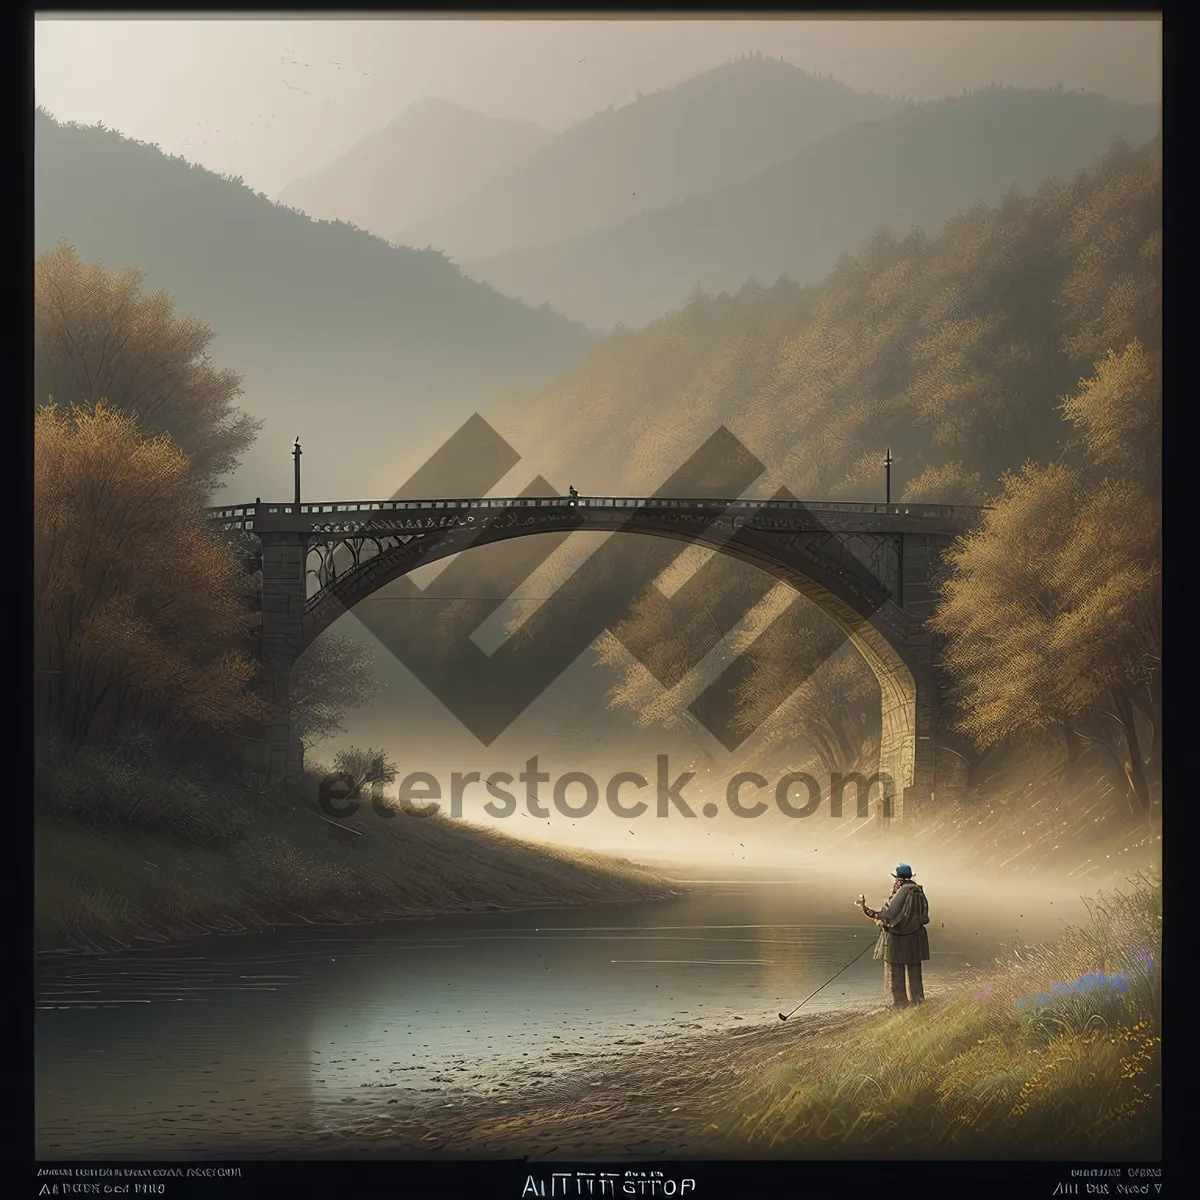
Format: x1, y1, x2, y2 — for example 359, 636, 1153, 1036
244, 532, 309, 790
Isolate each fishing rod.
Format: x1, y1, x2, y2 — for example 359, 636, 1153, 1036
778, 938, 877, 1022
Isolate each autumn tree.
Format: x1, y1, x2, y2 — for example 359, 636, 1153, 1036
730, 605, 880, 778
35, 240, 260, 493
931, 342, 1160, 817
901, 461, 989, 506
34, 402, 264, 747
1061, 339, 1160, 786
596, 566, 880, 779
1061, 338, 1161, 496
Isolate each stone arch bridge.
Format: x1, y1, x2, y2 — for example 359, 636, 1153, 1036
209, 495, 983, 823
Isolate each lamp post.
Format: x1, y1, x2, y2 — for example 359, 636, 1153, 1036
884, 447, 893, 508
293, 438, 302, 506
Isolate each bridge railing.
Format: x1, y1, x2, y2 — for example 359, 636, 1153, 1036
208, 497, 988, 521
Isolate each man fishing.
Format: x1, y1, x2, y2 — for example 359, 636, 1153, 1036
855, 863, 930, 1007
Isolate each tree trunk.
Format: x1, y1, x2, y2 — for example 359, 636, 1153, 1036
1112, 689, 1151, 814
1062, 724, 1087, 779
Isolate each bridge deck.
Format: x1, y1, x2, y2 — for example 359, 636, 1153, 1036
208, 496, 985, 536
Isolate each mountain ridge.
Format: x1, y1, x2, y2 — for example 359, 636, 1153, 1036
277, 96, 554, 237
462, 85, 1162, 330
397, 55, 902, 262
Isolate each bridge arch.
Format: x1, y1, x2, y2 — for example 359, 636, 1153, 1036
299, 517, 924, 823
223, 496, 976, 821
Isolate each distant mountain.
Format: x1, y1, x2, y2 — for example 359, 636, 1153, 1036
463, 86, 1162, 331
34, 110, 593, 499
398, 55, 900, 262
277, 97, 553, 241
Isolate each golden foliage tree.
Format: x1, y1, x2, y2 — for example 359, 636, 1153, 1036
35, 402, 264, 746
932, 340, 1160, 816
901, 461, 989, 506
729, 608, 880, 777
1061, 338, 1161, 495
35, 240, 260, 493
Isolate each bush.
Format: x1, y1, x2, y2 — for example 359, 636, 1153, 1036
36, 733, 254, 848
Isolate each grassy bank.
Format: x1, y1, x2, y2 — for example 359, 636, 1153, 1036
722, 872, 1160, 1156
35, 738, 675, 952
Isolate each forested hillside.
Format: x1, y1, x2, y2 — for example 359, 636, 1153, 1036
486, 136, 1160, 502
467, 86, 1160, 330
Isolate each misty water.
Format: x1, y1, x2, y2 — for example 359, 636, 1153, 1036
36, 864, 1086, 1158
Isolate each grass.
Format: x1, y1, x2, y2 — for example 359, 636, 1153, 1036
718, 871, 1161, 1157
35, 736, 675, 952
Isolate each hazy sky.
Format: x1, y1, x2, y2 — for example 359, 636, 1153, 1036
35, 14, 1161, 197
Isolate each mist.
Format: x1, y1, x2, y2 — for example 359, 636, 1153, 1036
35, 15, 1160, 199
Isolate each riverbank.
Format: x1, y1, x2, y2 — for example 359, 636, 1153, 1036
35, 746, 676, 953
271, 873, 1161, 1160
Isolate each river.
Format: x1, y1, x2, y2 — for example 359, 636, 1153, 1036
36, 863, 1085, 1158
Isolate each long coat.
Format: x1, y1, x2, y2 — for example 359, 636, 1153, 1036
872, 882, 930, 964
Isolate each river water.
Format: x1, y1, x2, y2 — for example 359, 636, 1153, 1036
35, 865, 1084, 1158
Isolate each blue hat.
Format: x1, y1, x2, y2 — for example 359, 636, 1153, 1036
893, 863, 913, 878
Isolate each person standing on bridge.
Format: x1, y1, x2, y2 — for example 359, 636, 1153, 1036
855, 864, 930, 1007
568, 485, 579, 504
